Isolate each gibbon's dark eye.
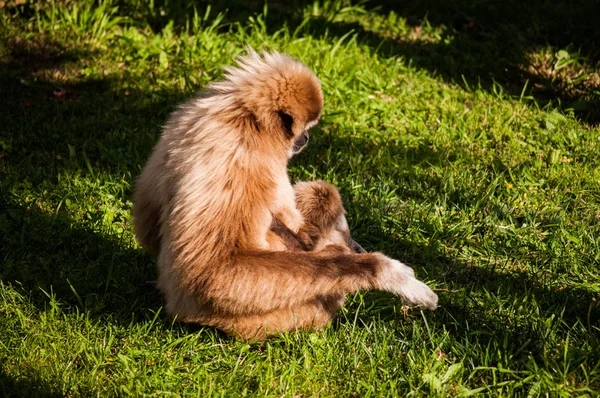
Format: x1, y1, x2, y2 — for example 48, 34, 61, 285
278, 111, 294, 138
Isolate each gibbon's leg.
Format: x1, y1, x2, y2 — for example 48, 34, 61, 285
161, 247, 438, 340
215, 294, 346, 340
211, 182, 369, 340
168, 249, 437, 340
205, 181, 388, 340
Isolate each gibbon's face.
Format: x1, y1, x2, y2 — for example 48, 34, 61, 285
281, 112, 319, 158
274, 71, 323, 159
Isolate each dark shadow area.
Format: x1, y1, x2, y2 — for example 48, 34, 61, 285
0, 364, 63, 398
0, 199, 160, 320
315, 0, 599, 124
98, 0, 600, 124
0, 39, 172, 320
0, 35, 187, 179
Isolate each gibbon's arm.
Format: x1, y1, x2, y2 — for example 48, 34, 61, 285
196, 250, 438, 315
269, 217, 309, 251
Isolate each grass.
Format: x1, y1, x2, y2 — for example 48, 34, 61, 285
1, 0, 599, 396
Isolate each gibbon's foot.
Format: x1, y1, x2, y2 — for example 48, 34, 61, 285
378, 258, 438, 310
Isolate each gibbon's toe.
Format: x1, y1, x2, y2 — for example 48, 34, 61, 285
294, 180, 345, 230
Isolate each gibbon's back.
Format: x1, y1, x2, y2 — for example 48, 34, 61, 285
133, 48, 324, 264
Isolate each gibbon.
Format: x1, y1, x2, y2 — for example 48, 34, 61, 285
133, 49, 438, 340
268, 180, 362, 253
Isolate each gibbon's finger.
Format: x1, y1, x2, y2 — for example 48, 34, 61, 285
269, 217, 306, 251
295, 223, 322, 250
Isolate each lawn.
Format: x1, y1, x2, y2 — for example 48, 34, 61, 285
1, 0, 599, 396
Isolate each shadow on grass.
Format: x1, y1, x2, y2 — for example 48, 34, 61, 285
0, 36, 188, 176
311, 0, 599, 124
0, 39, 169, 321
0, 364, 63, 398
0, 198, 161, 320
110, 0, 600, 124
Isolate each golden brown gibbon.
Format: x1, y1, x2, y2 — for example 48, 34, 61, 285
271, 180, 366, 254
132, 49, 438, 340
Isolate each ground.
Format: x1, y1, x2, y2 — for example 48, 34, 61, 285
0, 0, 599, 396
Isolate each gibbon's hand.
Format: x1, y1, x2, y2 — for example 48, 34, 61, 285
295, 223, 321, 251
270, 217, 321, 251
377, 257, 438, 310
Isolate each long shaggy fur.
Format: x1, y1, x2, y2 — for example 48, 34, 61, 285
133, 49, 438, 340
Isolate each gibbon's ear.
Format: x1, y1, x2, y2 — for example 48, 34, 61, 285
277, 111, 294, 138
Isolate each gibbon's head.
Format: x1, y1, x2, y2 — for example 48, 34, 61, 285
210, 48, 324, 158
